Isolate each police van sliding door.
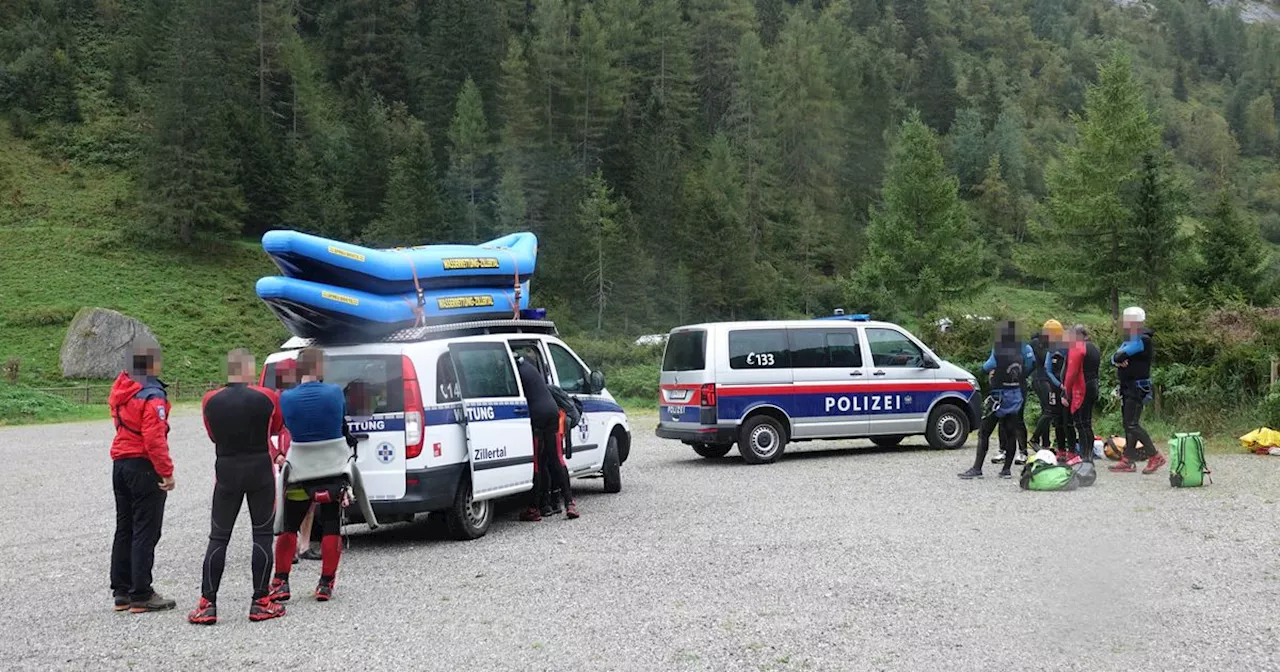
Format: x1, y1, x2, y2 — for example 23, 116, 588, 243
447, 342, 535, 502
787, 328, 870, 439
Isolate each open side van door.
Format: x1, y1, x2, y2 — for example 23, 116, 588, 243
447, 341, 535, 502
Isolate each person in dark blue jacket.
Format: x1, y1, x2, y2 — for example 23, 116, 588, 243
1108, 307, 1164, 474
959, 321, 1034, 480
269, 348, 352, 603
1042, 322, 1074, 456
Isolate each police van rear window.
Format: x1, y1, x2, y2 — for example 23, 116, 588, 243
662, 330, 707, 371
265, 355, 405, 415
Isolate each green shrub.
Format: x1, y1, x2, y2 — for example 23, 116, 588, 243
6, 305, 79, 327
605, 363, 660, 404
0, 383, 82, 423
562, 336, 663, 373
1257, 384, 1280, 429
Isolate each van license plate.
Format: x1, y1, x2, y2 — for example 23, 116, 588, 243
670, 390, 689, 401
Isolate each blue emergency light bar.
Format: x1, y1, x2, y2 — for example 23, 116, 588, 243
816, 311, 870, 321
520, 308, 548, 320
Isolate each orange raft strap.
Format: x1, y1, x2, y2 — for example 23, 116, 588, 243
392, 248, 427, 327
487, 244, 522, 320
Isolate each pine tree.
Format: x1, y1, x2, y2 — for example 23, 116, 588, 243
530, 0, 574, 148
771, 12, 841, 216
859, 112, 984, 317
988, 103, 1026, 191
421, 0, 505, 139
283, 139, 353, 239
1196, 190, 1264, 302
638, 0, 697, 130
949, 108, 988, 192
140, 0, 246, 245
569, 4, 623, 173
495, 37, 541, 232
1243, 92, 1278, 157
321, 0, 417, 104
754, 0, 786, 45
580, 170, 625, 332
688, 0, 757, 132
910, 40, 958, 133
684, 133, 756, 318
724, 30, 780, 252
1047, 49, 1161, 320
344, 86, 392, 237
973, 155, 1019, 278
447, 77, 492, 242
1131, 153, 1185, 302
1172, 64, 1188, 103
365, 114, 443, 247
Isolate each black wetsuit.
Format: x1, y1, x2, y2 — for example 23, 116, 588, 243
519, 358, 571, 509
1114, 330, 1157, 461
199, 383, 282, 602
1044, 346, 1072, 450
1029, 335, 1054, 449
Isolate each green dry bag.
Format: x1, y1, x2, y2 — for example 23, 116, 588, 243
1169, 432, 1210, 488
1019, 463, 1080, 491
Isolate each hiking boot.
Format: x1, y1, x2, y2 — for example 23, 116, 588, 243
1109, 459, 1137, 473
129, 592, 177, 613
957, 467, 983, 479
187, 597, 217, 625
268, 577, 291, 603
539, 504, 555, 518
548, 499, 564, 516
113, 590, 130, 612
315, 577, 335, 602
566, 501, 580, 519
990, 451, 1006, 464
1143, 452, 1167, 475
998, 468, 1012, 479
249, 597, 285, 622
519, 507, 542, 522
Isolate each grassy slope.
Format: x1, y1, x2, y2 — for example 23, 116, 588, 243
0, 127, 287, 386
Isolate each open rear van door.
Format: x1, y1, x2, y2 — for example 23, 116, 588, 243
447, 341, 535, 502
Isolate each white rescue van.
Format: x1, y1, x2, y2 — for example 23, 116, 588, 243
261, 319, 631, 539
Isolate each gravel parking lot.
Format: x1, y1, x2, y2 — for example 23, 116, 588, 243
3, 411, 1279, 671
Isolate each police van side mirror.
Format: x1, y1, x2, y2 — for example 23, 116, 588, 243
589, 370, 606, 394
922, 357, 941, 369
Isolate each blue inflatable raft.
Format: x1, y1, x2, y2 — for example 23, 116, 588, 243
256, 276, 530, 341
262, 230, 537, 295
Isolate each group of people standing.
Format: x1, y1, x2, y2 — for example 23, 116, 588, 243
108, 345, 352, 623
958, 306, 1164, 479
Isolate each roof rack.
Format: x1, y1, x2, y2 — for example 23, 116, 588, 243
280, 318, 559, 350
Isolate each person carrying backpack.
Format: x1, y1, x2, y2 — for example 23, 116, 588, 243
516, 348, 579, 521
959, 321, 1034, 480
1109, 307, 1165, 474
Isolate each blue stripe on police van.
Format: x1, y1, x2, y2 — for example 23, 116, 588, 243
717, 390, 966, 422
581, 399, 624, 413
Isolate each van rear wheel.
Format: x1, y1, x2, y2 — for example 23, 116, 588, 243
445, 474, 493, 541
739, 415, 787, 464
926, 405, 970, 450
692, 443, 733, 459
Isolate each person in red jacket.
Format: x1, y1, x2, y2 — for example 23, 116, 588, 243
108, 344, 176, 614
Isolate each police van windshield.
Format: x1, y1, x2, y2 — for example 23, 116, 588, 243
662, 330, 707, 372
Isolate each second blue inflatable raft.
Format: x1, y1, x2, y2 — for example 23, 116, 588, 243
262, 230, 538, 295
257, 276, 530, 341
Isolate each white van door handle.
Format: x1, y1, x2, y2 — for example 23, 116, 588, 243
873, 370, 886, 376
849, 371, 863, 377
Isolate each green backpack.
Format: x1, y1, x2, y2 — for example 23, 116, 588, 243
1019, 462, 1081, 491
1169, 432, 1211, 488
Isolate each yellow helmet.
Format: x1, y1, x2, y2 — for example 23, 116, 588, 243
1042, 319, 1064, 339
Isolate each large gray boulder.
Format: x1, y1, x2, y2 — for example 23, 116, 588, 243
59, 308, 160, 379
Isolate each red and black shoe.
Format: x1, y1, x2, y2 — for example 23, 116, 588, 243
519, 507, 542, 522
1109, 459, 1137, 473
315, 577, 336, 602
565, 501, 580, 520
187, 597, 217, 625
1143, 452, 1167, 475
268, 577, 291, 603
249, 597, 285, 622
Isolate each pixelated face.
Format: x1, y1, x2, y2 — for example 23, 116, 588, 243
277, 367, 298, 389
1122, 317, 1141, 334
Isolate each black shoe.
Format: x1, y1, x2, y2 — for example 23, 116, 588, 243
999, 468, 1012, 479
129, 592, 177, 613
539, 505, 554, 518
957, 467, 983, 479
299, 547, 323, 561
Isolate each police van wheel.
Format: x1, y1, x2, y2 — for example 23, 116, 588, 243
445, 475, 493, 541
738, 416, 786, 464
602, 437, 622, 494
692, 443, 733, 459
926, 405, 970, 450
871, 435, 905, 448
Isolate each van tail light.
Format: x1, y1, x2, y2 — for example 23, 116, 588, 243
699, 383, 717, 408
403, 355, 425, 459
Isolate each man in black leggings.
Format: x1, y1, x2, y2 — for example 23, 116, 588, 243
188, 350, 286, 624
517, 348, 579, 521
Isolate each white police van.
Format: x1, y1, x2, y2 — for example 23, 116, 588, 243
261, 318, 631, 540
656, 313, 979, 463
